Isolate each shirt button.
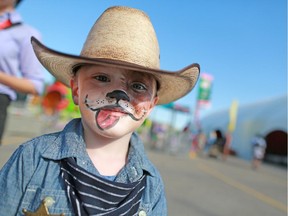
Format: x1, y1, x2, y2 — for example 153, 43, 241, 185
139, 210, 147, 216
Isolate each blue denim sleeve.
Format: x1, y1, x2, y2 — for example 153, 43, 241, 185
0, 144, 34, 215
152, 186, 167, 216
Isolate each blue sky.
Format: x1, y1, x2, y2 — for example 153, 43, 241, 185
18, 0, 287, 128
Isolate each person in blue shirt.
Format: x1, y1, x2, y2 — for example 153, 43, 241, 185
0, 0, 44, 144
0, 6, 200, 215
251, 134, 267, 170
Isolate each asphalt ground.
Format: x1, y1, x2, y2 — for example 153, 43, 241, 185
0, 106, 287, 216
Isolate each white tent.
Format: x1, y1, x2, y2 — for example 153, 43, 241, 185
200, 95, 287, 164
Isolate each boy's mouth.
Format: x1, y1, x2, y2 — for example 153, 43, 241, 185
84, 95, 145, 130
96, 108, 127, 130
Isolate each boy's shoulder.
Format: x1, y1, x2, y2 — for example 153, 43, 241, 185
18, 118, 83, 159
18, 131, 62, 157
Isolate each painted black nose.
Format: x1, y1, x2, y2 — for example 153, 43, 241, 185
106, 90, 130, 102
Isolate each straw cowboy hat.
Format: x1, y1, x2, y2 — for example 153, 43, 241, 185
31, 6, 200, 105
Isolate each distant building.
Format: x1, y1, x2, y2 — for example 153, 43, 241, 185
200, 95, 287, 166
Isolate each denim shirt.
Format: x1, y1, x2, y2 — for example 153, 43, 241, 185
0, 119, 167, 215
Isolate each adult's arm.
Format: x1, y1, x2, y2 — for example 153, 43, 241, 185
0, 72, 38, 94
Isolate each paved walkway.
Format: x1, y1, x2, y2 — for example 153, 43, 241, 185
148, 151, 287, 216
0, 108, 287, 216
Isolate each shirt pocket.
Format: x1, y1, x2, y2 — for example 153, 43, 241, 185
18, 186, 73, 215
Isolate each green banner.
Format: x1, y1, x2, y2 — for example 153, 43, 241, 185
197, 73, 213, 107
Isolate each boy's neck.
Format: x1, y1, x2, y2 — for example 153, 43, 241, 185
84, 130, 132, 176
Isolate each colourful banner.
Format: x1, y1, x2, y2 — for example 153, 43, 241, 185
227, 100, 239, 132
197, 73, 213, 108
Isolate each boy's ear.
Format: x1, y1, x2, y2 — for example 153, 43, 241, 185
152, 96, 159, 108
146, 96, 159, 116
70, 78, 79, 105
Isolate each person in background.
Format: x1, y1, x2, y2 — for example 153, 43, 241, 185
196, 129, 207, 156
41, 81, 69, 116
0, 0, 44, 144
208, 129, 226, 158
251, 134, 267, 170
41, 81, 69, 133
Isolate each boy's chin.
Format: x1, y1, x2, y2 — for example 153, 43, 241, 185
95, 120, 142, 138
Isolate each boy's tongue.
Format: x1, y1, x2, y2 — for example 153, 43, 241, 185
96, 109, 125, 129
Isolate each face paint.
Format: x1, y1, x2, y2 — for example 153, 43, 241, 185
74, 65, 158, 133
85, 91, 148, 130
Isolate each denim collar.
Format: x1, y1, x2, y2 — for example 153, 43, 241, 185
41, 119, 155, 181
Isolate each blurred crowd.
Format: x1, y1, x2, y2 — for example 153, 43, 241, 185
137, 119, 238, 160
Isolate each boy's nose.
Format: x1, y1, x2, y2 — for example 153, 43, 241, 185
106, 90, 130, 103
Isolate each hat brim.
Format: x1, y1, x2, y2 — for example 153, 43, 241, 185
31, 37, 200, 105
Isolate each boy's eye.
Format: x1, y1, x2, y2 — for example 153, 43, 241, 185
131, 82, 147, 91
94, 75, 110, 82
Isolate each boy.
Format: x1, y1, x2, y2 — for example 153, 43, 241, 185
0, 6, 200, 215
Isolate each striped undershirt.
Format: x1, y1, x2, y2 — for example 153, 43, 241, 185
60, 158, 146, 216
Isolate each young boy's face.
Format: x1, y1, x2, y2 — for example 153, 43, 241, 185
71, 65, 159, 139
